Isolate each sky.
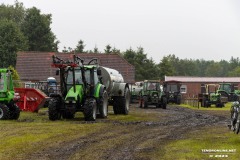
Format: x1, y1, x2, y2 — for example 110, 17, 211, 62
1, 0, 240, 62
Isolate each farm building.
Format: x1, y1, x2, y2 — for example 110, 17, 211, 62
16, 52, 135, 83
165, 76, 240, 99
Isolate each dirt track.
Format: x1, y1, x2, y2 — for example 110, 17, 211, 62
27, 104, 229, 160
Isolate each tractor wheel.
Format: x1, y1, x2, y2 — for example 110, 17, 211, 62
143, 96, 148, 108
48, 97, 61, 121
83, 98, 97, 121
113, 98, 121, 114
176, 96, 181, 105
139, 98, 143, 108
119, 87, 130, 114
0, 104, 10, 120
98, 90, 108, 118
9, 104, 20, 120
162, 97, 167, 109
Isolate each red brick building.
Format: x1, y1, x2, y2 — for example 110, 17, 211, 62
16, 52, 135, 83
165, 76, 240, 99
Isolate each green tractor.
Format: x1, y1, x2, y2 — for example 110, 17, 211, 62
48, 55, 108, 121
139, 80, 167, 109
199, 84, 227, 107
163, 80, 182, 105
0, 68, 20, 120
217, 83, 240, 102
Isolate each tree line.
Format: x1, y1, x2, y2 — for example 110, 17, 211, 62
1, 1, 240, 81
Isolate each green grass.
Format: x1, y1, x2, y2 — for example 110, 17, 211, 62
181, 102, 232, 111
156, 125, 240, 160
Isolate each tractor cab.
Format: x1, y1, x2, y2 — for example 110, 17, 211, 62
163, 80, 182, 104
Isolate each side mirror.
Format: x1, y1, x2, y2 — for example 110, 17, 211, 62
97, 69, 101, 76
56, 69, 60, 75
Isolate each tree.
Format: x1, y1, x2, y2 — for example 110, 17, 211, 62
104, 44, 112, 54
228, 66, 240, 77
0, 1, 25, 28
75, 40, 86, 53
0, 19, 28, 67
158, 56, 175, 80
21, 7, 58, 51
93, 45, 99, 53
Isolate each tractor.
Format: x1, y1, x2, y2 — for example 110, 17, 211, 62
139, 80, 167, 109
48, 55, 108, 121
0, 68, 20, 120
163, 80, 182, 104
199, 84, 227, 107
217, 83, 240, 102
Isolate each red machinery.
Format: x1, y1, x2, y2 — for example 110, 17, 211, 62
14, 88, 48, 112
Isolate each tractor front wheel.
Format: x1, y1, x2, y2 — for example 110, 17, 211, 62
48, 97, 62, 121
83, 98, 97, 121
0, 104, 10, 120
9, 104, 20, 120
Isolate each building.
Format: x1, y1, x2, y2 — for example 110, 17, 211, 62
165, 76, 240, 99
16, 52, 135, 83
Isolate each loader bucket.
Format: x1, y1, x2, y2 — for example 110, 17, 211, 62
14, 88, 48, 112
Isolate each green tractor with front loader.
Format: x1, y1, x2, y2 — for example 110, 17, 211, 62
199, 84, 227, 108
0, 68, 20, 120
48, 55, 108, 121
139, 80, 167, 109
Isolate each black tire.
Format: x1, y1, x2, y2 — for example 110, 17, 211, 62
120, 87, 130, 114
162, 97, 167, 109
83, 98, 97, 121
0, 104, 10, 120
9, 104, 20, 120
143, 96, 148, 108
113, 98, 122, 114
48, 97, 62, 121
98, 90, 108, 118
176, 96, 181, 105
139, 97, 143, 108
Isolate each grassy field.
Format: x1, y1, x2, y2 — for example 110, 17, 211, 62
181, 102, 233, 111
0, 104, 239, 160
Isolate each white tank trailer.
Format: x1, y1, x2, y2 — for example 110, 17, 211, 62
98, 66, 130, 114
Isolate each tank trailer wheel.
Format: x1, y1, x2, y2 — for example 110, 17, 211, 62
9, 104, 20, 120
0, 104, 10, 120
48, 97, 62, 121
83, 98, 97, 121
121, 87, 130, 114
98, 90, 108, 118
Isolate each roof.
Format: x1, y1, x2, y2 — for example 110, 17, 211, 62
165, 76, 240, 83
16, 52, 135, 83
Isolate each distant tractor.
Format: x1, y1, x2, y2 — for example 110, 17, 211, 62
139, 80, 167, 109
217, 83, 240, 102
163, 80, 182, 104
199, 84, 227, 108
0, 69, 20, 120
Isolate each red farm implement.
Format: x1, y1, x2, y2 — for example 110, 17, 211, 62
14, 88, 48, 112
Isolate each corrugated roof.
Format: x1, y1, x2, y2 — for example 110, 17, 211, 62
16, 52, 135, 83
165, 76, 240, 83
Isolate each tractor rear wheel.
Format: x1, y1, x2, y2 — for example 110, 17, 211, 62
9, 104, 20, 120
48, 97, 61, 121
83, 98, 97, 121
143, 96, 148, 108
0, 104, 10, 120
98, 90, 108, 118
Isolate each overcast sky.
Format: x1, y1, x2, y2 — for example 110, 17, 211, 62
2, 0, 240, 62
